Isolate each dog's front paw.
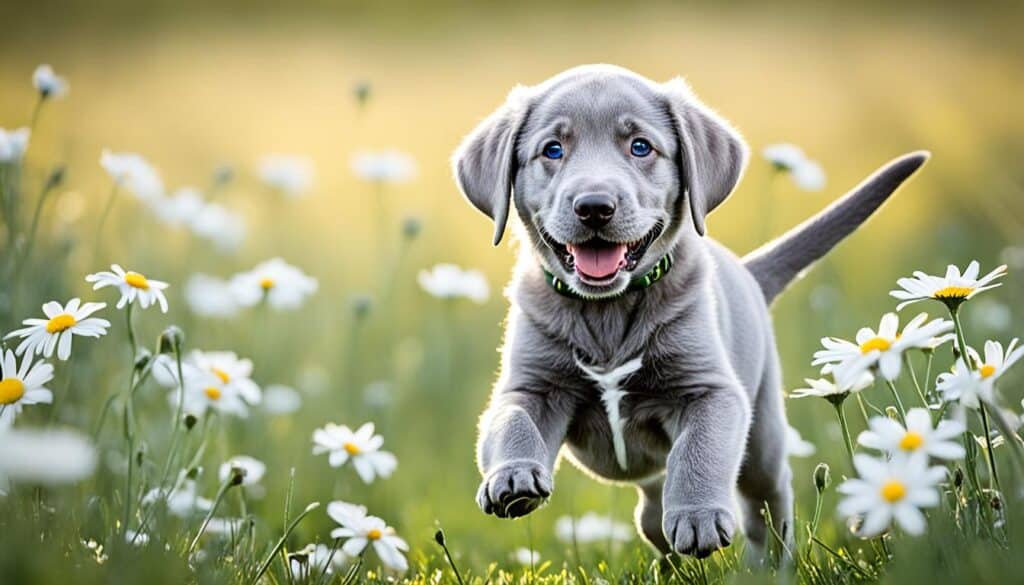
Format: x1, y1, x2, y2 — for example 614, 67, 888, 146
663, 505, 736, 558
476, 460, 552, 519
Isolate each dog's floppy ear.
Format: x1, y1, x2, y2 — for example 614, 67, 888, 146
452, 86, 530, 246
663, 78, 748, 236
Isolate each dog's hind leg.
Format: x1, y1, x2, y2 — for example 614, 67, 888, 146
634, 477, 671, 554
737, 355, 793, 563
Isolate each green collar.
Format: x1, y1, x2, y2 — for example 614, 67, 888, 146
543, 254, 674, 300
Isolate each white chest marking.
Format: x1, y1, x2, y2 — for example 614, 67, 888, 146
574, 354, 644, 471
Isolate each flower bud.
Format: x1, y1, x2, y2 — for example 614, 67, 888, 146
157, 326, 185, 355
45, 165, 66, 191
953, 467, 964, 488
813, 463, 831, 492
402, 216, 422, 241
885, 406, 900, 421
434, 529, 446, 547
228, 465, 246, 486
353, 81, 372, 106
350, 294, 373, 319
134, 347, 152, 372
212, 165, 234, 186
184, 413, 198, 430
186, 466, 201, 480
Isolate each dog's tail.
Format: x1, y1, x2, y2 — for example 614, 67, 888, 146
743, 151, 930, 304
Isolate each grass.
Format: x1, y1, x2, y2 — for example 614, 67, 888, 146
2, 2, 1024, 583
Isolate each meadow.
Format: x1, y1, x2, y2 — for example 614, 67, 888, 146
1, 2, 1024, 583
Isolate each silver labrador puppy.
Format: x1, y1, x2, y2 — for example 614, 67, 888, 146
452, 64, 927, 558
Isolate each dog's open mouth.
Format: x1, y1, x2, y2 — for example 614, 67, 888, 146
542, 223, 664, 287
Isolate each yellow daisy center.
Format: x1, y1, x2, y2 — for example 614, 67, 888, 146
899, 431, 924, 451
932, 285, 974, 300
204, 387, 222, 401
46, 313, 77, 333
0, 378, 26, 405
880, 480, 907, 503
260, 278, 275, 290
980, 364, 997, 379
343, 442, 362, 455
212, 367, 231, 384
125, 272, 150, 290
367, 529, 382, 541
860, 336, 892, 354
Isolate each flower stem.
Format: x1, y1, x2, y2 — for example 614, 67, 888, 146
29, 96, 44, 133
188, 474, 236, 553
833, 401, 856, 470
121, 303, 138, 535
949, 306, 1001, 493
884, 379, 907, 424
904, 353, 929, 410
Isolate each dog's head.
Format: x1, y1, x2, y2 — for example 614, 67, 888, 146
452, 64, 748, 298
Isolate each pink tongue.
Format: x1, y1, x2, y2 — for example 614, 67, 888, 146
568, 243, 628, 278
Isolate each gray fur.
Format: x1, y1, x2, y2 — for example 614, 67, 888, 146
452, 64, 927, 559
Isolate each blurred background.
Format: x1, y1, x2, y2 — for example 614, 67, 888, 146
1, 0, 1023, 578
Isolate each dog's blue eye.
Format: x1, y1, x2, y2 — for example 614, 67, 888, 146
542, 141, 564, 160
630, 138, 653, 157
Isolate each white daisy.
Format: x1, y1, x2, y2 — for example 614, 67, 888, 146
205, 517, 246, 537
258, 155, 314, 197
890, 261, 1008, 310
785, 424, 816, 458
0, 428, 96, 486
263, 384, 302, 415
837, 453, 945, 537
789, 373, 873, 399
350, 149, 417, 184
230, 258, 318, 310
218, 455, 266, 488
163, 365, 255, 419
190, 202, 246, 251
312, 422, 397, 483
4, 298, 109, 361
184, 274, 240, 318
857, 408, 965, 460
554, 512, 634, 544
936, 361, 992, 410
968, 338, 1024, 387
86, 264, 169, 312
418, 264, 489, 303
0, 127, 31, 163
762, 143, 826, 191
124, 529, 149, 546
813, 313, 953, 389
149, 187, 204, 227
189, 351, 261, 405
100, 150, 164, 201
327, 501, 409, 572
32, 64, 68, 99
0, 350, 54, 428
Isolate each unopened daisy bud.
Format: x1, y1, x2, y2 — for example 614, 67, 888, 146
814, 463, 831, 492
434, 529, 446, 546
45, 165, 66, 191
186, 466, 201, 480
953, 467, 964, 488
228, 465, 246, 486
991, 493, 1003, 511
184, 413, 198, 430
402, 216, 422, 241
157, 325, 185, 355
885, 406, 900, 421
212, 165, 234, 186
350, 294, 372, 319
353, 81, 372, 106
136, 448, 145, 467
134, 348, 153, 372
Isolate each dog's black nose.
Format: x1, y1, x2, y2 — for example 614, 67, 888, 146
573, 193, 616, 229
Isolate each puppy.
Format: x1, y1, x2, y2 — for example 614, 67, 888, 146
451, 64, 926, 558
